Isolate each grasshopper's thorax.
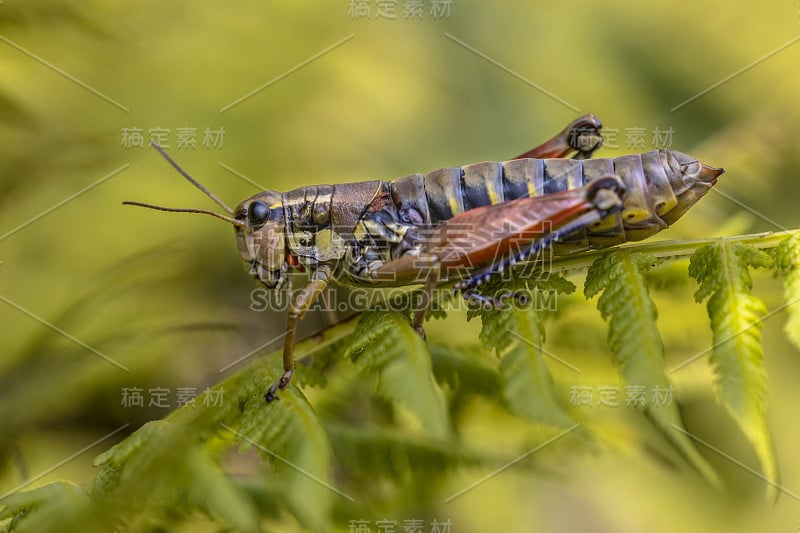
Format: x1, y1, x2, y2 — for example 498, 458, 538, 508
234, 191, 289, 289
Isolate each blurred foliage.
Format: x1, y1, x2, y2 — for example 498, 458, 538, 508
2, 0, 800, 532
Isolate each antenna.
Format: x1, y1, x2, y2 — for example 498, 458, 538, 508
122, 201, 245, 227
122, 143, 243, 226
150, 142, 234, 214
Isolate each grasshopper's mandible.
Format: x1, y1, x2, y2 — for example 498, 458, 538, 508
125, 114, 723, 400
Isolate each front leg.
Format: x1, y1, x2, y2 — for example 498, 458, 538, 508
265, 264, 332, 402
514, 113, 603, 160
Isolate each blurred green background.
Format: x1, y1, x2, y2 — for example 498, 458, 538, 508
1, 1, 799, 531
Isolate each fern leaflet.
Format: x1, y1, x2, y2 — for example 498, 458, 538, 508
585, 250, 720, 485
689, 242, 776, 498
476, 274, 578, 428
345, 311, 450, 438
91, 419, 260, 532
235, 368, 334, 531
774, 234, 800, 351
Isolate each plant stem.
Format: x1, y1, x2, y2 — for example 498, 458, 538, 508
549, 229, 800, 273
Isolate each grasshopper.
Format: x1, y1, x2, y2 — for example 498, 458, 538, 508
124, 114, 723, 400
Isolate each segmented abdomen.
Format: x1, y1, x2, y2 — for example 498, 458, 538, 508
389, 149, 684, 252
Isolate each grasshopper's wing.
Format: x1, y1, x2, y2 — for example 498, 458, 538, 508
421, 177, 624, 271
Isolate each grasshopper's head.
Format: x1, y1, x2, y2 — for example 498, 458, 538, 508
233, 191, 288, 289
123, 144, 290, 290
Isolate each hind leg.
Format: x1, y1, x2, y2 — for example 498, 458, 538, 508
514, 114, 603, 160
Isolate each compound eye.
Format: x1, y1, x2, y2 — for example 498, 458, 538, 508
248, 200, 270, 229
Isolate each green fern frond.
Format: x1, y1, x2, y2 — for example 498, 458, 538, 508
325, 422, 481, 479
90, 420, 177, 497
466, 269, 575, 323
0, 482, 107, 533
464, 271, 578, 427
345, 312, 450, 438
90, 419, 260, 532
689, 242, 776, 498
585, 251, 720, 486
7, 232, 800, 531
288, 313, 362, 389
295, 336, 352, 389
478, 302, 577, 428
526, 270, 577, 295
477, 298, 533, 355
774, 234, 800, 351
428, 343, 500, 399
181, 444, 262, 531
236, 369, 333, 531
